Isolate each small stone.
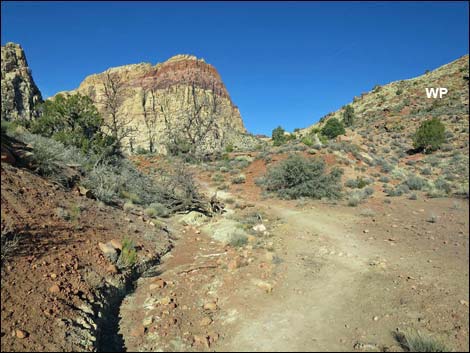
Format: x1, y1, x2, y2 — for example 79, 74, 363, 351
203, 302, 218, 311
252, 224, 267, 233
256, 281, 273, 293
16, 329, 28, 339
49, 284, 60, 294
460, 300, 469, 307
50, 273, 57, 279
363, 229, 370, 234
98, 242, 118, 263
200, 317, 212, 326
109, 239, 122, 251
159, 297, 172, 305
373, 316, 379, 321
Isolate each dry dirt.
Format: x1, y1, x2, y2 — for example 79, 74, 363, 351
115, 157, 469, 352
1, 153, 469, 352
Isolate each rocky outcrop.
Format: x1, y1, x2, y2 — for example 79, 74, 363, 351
1, 42, 42, 121
62, 54, 257, 154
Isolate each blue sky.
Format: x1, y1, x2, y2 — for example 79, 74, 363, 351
2, 1, 468, 135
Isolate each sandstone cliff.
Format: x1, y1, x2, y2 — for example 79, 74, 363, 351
1, 42, 43, 121
62, 54, 256, 154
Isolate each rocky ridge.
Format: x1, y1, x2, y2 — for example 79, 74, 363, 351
1, 42, 43, 121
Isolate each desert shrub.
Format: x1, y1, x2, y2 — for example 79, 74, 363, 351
321, 118, 345, 139
394, 330, 450, 352
82, 161, 122, 204
117, 238, 137, 268
404, 176, 427, 190
13, 132, 86, 185
413, 117, 446, 153
232, 174, 246, 184
212, 173, 225, 182
347, 193, 362, 207
409, 193, 418, 200
363, 187, 374, 196
421, 167, 432, 175
434, 177, 452, 194
379, 176, 390, 183
386, 184, 410, 197
229, 233, 248, 247
262, 154, 343, 200
347, 188, 372, 206
123, 201, 134, 211
225, 143, 234, 153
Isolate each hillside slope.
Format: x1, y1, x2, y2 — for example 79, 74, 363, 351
301, 55, 469, 149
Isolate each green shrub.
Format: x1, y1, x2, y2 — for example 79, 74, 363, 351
117, 238, 137, 268
272, 126, 287, 146
413, 117, 446, 153
301, 136, 314, 147
321, 118, 345, 139
262, 154, 343, 200
342, 105, 355, 127
225, 143, 234, 153
31, 93, 114, 155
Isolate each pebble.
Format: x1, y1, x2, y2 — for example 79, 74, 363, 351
203, 302, 218, 311
15, 329, 28, 339
200, 317, 212, 326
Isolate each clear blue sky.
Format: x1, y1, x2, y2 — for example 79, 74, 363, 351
2, 1, 468, 135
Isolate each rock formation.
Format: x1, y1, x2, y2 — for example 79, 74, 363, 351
1, 42, 42, 121
62, 54, 257, 154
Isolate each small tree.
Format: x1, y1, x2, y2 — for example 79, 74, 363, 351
31, 93, 112, 155
342, 105, 355, 127
272, 126, 286, 146
413, 117, 445, 153
321, 118, 345, 139
100, 71, 136, 153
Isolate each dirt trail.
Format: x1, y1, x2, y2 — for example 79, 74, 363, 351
118, 179, 469, 352
217, 202, 378, 351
